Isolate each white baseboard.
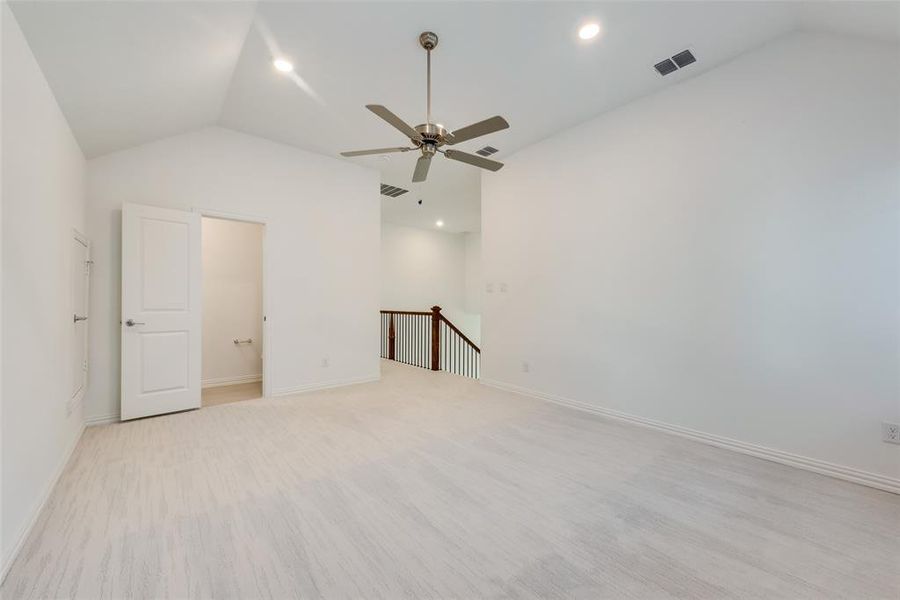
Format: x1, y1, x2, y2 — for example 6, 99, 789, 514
85, 374, 379, 423
202, 374, 262, 389
1, 422, 86, 583
270, 374, 380, 397
481, 378, 900, 496
84, 413, 119, 426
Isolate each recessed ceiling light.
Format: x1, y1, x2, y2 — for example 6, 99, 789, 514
435, 220, 444, 228
273, 59, 294, 73
578, 22, 600, 40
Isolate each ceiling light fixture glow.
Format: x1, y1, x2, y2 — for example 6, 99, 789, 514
435, 220, 444, 228
578, 22, 600, 40
273, 58, 294, 73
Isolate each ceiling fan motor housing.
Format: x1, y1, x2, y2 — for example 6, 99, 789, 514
414, 123, 449, 149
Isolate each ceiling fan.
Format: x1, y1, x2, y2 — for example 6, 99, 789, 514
341, 31, 509, 183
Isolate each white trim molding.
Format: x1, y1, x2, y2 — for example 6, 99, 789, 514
192, 206, 271, 399
1, 423, 86, 583
84, 413, 119, 427
481, 378, 900, 496
270, 374, 380, 398
202, 374, 262, 389
191, 207, 268, 225
85, 373, 379, 424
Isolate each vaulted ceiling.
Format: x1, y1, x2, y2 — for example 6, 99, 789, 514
10, 1, 899, 232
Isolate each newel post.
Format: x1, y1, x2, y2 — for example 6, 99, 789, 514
388, 313, 396, 360
431, 306, 442, 371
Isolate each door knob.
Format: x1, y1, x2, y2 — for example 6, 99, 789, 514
125, 319, 145, 327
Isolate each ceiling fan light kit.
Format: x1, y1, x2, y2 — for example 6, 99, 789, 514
341, 31, 510, 183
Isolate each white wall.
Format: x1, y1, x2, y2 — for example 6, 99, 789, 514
464, 233, 482, 315
1, 4, 87, 573
86, 126, 380, 421
482, 32, 900, 483
202, 217, 263, 387
381, 223, 480, 344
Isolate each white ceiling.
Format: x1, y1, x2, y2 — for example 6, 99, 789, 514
8, 1, 257, 157
10, 1, 899, 233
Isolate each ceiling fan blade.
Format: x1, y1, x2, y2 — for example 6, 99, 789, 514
340, 147, 412, 157
444, 149, 504, 172
446, 116, 509, 145
366, 105, 422, 141
412, 155, 432, 182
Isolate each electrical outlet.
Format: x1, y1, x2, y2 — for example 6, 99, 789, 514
500, 283, 508, 293
522, 361, 530, 373
321, 358, 329, 368
883, 421, 900, 444
486, 283, 494, 293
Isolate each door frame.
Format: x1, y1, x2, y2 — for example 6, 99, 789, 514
70, 228, 91, 415
192, 207, 270, 398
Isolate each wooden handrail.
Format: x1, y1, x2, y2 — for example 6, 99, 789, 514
439, 315, 480, 353
380, 306, 480, 378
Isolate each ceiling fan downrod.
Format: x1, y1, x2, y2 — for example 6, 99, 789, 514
419, 32, 438, 127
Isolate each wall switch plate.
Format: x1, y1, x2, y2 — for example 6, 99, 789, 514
522, 361, 530, 373
500, 283, 508, 293
321, 358, 329, 368
486, 283, 494, 293
883, 421, 900, 444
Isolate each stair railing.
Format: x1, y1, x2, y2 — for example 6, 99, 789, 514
380, 306, 480, 378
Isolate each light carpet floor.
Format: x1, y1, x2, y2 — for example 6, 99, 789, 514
3, 361, 898, 599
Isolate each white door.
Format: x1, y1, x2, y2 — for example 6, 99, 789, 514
70, 232, 90, 406
121, 203, 201, 420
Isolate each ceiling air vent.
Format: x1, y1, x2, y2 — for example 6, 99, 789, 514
380, 184, 409, 198
654, 49, 696, 76
475, 145, 499, 157
654, 58, 678, 76
672, 49, 696, 68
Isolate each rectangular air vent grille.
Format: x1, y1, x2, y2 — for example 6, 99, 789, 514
380, 184, 409, 198
654, 58, 678, 76
672, 49, 696, 68
654, 49, 696, 76
475, 145, 499, 157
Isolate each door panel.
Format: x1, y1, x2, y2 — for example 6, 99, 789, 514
141, 218, 190, 311
71, 234, 89, 402
122, 204, 201, 420
141, 331, 189, 393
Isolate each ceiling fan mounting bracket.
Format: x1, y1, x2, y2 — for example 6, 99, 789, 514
419, 31, 439, 51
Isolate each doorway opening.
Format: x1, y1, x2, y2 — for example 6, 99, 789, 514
200, 215, 265, 407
